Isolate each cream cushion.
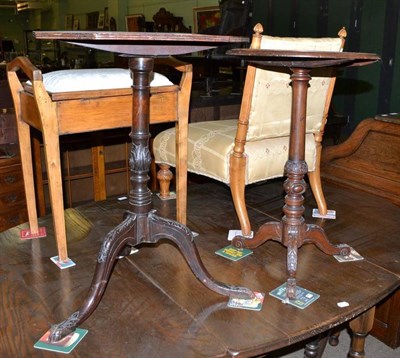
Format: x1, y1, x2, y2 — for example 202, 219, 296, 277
26, 68, 173, 93
153, 119, 316, 184
154, 33, 341, 185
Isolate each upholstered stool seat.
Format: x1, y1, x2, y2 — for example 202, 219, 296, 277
8, 56, 192, 264
27, 68, 173, 92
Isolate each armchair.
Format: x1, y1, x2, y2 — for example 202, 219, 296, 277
153, 23, 346, 237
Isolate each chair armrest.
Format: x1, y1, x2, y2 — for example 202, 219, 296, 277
7, 56, 42, 83
155, 57, 192, 122
7, 57, 44, 116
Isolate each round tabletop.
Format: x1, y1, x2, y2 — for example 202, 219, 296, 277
34, 31, 249, 56
226, 48, 381, 68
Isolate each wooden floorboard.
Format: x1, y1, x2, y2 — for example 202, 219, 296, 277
0, 178, 399, 357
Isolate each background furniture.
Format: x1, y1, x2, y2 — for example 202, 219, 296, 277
321, 114, 400, 348
0, 88, 27, 232
7, 55, 192, 263
152, 7, 191, 33
0, 144, 27, 232
322, 115, 400, 207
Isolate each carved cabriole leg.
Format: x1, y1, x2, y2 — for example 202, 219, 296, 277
157, 164, 173, 199
148, 211, 253, 298
303, 224, 350, 256
48, 214, 138, 342
348, 307, 376, 358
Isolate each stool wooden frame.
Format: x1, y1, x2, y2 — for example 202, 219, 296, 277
7, 56, 192, 262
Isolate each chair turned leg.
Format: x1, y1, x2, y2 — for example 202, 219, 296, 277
157, 164, 173, 199
348, 307, 375, 358
17, 120, 40, 233
308, 170, 327, 216
229, 156, 251, 237
308, 135, 328, 216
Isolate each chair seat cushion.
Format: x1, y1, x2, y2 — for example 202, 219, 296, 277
153, 119, 316, 184
27, 68, 173, 93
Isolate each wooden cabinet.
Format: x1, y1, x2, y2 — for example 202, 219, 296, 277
0, 146, 28, 231
321, 115, 400, 206
0, 110, 27, 231
321, 115, 400, 348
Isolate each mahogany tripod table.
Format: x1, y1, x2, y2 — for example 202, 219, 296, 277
33, 30, 252, 342
226, 48, 380, 299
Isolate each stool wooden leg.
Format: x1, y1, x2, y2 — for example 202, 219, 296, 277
175, 120, 187, 225
42, 127, 68, 262
348, 307, 376, 358
32, 133, 47, 216
17, 119, 39, 233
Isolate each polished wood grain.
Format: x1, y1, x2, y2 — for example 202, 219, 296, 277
0, 179, 399, 357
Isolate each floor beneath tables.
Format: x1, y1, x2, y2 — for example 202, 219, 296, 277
0, 176, 399, 357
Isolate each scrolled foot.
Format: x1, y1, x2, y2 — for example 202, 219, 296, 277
231, 235, 250, 250
337, 244, 351, 257
232, 222, 282, 250
48, 311, 80, 343
225, 284, 255, 299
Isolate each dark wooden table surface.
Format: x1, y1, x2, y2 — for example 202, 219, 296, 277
1, 179, 399, 357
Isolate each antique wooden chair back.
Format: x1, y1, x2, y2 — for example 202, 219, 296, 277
153, 23, 346, 237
